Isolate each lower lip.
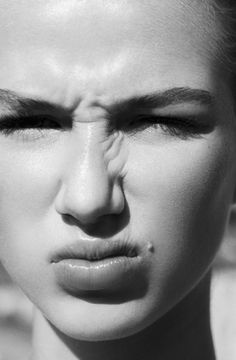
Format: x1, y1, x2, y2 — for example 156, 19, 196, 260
53, 256, 143, 292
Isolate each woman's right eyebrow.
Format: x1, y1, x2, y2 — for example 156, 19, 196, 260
0, 89, 67, 117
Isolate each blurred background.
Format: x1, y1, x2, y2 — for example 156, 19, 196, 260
0, 209, 236, 360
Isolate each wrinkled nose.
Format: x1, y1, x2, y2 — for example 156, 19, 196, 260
55, 143, 125, 225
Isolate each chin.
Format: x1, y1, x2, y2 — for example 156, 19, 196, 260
44, 295, 158, 342
51, 313, 148, 342
63, 326, 139, 342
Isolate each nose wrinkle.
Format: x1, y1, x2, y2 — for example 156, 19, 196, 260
78, 124, 120, 179
62, 128, 126, 222
78, 128, 113, 199
102, 131, 127, 178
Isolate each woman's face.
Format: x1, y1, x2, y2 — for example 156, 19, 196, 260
0, 0, 236, 341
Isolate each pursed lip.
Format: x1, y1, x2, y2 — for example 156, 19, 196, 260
50, 238, 151, 294
50, 238, 140, 264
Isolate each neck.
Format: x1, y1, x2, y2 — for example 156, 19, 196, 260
31, 274, 216, 360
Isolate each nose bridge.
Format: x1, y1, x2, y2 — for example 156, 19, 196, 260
75, 134, 111, 204
57, 124, 124, 223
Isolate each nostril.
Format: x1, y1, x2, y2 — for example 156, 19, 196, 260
60, 210, 128, 239
61, 213, 79, 226
56, 176, 125, 225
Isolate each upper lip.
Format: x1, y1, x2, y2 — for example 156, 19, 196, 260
51, 239, 139, 263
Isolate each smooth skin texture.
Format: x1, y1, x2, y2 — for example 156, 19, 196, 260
0, 0, 236, 359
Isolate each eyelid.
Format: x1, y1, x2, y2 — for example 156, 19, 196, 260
151, 106, 216, 123
119, 112, 215, 140
0, 113, 72, 128
138, 112, 214, 128
129, 114, 207, 127
0, 113, 60, 125
0, 114, 65, 139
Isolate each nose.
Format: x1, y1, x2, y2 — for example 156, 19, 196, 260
55, 142, 125, 225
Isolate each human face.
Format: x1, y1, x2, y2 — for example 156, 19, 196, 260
0, 0, 236, 341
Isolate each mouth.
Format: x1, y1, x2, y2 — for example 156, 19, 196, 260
51, 239, 139, 263
51, 239, 147, 294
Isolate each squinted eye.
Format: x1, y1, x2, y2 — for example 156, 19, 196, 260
0, 115, 62, 136
0, 114, 66, 142
121, 115, 211, 140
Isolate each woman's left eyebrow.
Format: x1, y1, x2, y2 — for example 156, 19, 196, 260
109, 87, 214, 113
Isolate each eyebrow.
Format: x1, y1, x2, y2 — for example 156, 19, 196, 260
0, 89, 64, 116
110, 87, 214, 112
0, 86, 213, 116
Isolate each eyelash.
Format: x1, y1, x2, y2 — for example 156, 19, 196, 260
122, 115, 205, 139
0, 114, 205, 140
0, 115, 62, 136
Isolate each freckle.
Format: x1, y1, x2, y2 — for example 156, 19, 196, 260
147, 242, 154, 253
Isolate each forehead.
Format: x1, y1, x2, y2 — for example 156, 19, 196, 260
0, 0, 220, 105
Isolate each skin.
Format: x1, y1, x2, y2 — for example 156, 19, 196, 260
0, 0, 236, 359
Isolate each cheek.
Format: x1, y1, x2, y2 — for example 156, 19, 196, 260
127, 132, 233, 226
0, 151, 60, 219
125, 132, 235, 292
0, 145, 61, 278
